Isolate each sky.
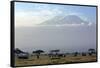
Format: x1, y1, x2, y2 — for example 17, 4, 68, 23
15, 2, 96, 53
15, 2, 96, 27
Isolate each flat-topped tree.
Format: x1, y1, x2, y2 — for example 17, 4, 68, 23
14, 48, 24, 54
88, 48, 96, 56
33, 50, 44, 59
49, 49, 62, 58
14, 48, 29, 59
50, 49, 60, 55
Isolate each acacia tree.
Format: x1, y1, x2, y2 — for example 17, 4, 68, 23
33, 50, 44, 59
50, 49, 60, 55
88, 48, 96, 56
49, 49, 60, 58
14, 48, 24, 54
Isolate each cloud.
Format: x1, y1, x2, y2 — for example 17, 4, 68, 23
33, 22, 94, 28
15, 8, 63, 27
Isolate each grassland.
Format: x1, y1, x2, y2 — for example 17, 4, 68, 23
15, 55, 96, 66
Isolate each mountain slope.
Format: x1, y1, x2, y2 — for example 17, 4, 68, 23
39, 15, 88, 25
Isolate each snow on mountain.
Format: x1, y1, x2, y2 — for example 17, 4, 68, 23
39, 15, 89, 25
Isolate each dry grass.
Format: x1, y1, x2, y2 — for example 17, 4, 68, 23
15, 55, 96, 66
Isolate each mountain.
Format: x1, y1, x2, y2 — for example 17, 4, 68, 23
39, 15, 88, 25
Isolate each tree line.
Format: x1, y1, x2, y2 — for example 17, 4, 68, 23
14, 48, 96, 59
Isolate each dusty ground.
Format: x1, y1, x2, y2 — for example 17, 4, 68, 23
15, 55, 96, 66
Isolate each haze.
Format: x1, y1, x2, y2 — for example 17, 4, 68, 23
15, 2, 96, 53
